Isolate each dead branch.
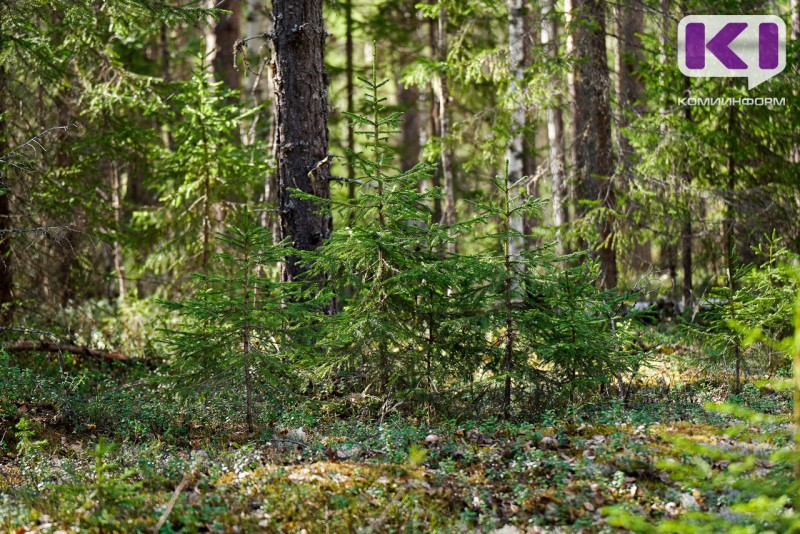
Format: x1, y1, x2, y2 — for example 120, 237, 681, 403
3, 340, 129, 361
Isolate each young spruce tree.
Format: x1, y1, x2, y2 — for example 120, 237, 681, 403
467, 167, 640, 417
300, 52, 457, 406
139, 53, 266, 279
162, 211, 308, 432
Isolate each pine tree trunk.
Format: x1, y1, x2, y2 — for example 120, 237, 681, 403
345, 0, 357, 206
681, 79, 693, 312
271, 0, 333, 284
242, 0, 271, 148
506, 0, 526, 261
206, 0, 242, 92
427, 14, 443, 225
793, 0, 800, 47
564, 0, 576, 226
792, 0, 799, 164
541, 0, 567, 256
263, 24, 280, 239
658, 0, 681, 297
571, 0, 617, 288
0, 60, 12, 321
398, 82, 420, 173
615, 0, 650, 272
615, 0, 643, 168
435, 5, 456, 250
521, 8, 536, 221
666, 242, 678, 303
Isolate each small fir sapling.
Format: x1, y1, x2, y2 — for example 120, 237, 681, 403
161, 210, 312, 432
296, 51, 458, 402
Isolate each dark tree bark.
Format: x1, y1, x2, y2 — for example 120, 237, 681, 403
397, 82, 420, 174
570, 0, 617, 288
271, 0, 332, 284
681, 78, 693, 312
615, 0, 644, 163
615, 0, 651, 272
345, 0, 356, 205
792, 0, 799, 164
207, 0, 242, 92
4, 340, 129, 362
506, 0, 526, 260
0, 62, 11, 321
0, 4, 10, 318
521, 6, 538, 240
793, 0, 799, 43
427, 15, 443, 224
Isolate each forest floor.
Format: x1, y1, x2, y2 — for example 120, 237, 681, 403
0, 333, 792, 533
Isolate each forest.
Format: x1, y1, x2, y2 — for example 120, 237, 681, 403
1, 0, 799, 531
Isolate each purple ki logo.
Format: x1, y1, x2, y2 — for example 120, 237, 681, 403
678, 15, 786, 89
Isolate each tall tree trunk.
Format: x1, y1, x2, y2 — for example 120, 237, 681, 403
666, 242, 678, 303
681, 78, 693, 312
345, 0, 357, 206
615, 0, 650, 272
160, 24, 176, 152
614, 0, 643, 167
263, 20, 280, 239
564, 0, 577, 226
271, 0, 332, 284
0, 60, 12, 321
792, 0, 799, 164
398, 82, 420, 173
570, 0, 617, 288
541, 0, 567, 255
434, 5, 456, 250
657, 0, 679, 285
794, 0, 800, 40
427, 14, 443, 224
506, 0, 526, 260
206, 0, 242, 92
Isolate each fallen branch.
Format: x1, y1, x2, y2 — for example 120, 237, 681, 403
153, 451, 207, 533
3, 340, 129, 361
153, 471, 190, 533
